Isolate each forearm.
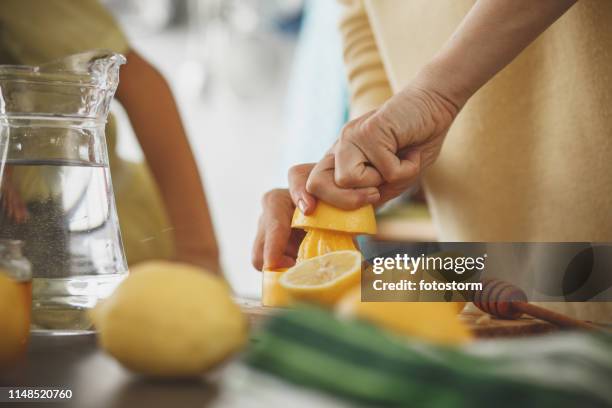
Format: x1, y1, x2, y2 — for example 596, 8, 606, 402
414, 0, 576, 108
323, 0, 577, 205
116, 51, 220, 273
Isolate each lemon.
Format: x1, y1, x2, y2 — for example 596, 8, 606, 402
0, 272, 30, 366
296, 229, 356, 262
279, 250, 362, 306
292, 202, 376, 262
91, 261, 247, 377
336, 286, 472, 345
262, 202, 375, 307
292, 202, 376, 235
261, 268, 290, 307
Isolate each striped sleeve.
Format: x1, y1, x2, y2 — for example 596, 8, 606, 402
338, 0, 393, 117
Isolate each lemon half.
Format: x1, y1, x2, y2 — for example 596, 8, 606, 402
262, 268, 290, 307
291, 202, 376, 235
279, 250, 362, 306
336, 286, 472, 344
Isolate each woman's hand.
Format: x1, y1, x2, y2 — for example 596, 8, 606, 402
251, 188, 304, 271
307, 82, 459, 209
251, 164, 315, 271
0, 169, 29, 224
251, 159, 387, 270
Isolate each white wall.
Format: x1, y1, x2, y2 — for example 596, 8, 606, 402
115, 26, 296, 298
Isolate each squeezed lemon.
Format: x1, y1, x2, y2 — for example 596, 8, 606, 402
280, 250, 362, 306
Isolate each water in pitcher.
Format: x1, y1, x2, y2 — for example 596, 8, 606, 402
0, 50, 128, 334
0, 158, 127, 333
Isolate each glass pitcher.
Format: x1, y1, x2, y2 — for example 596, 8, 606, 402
0, 50, 128, 335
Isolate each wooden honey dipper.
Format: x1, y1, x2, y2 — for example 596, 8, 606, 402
473, 278, 597, 330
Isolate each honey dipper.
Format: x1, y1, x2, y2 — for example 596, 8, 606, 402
473, 278, 597, 330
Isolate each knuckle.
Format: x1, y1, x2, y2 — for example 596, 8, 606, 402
383, 166, 402, 183
288, 163, 309, 179
335, 171, 358, 188
360, 115, 382, 137
288, 164, 300, 179
339, 121, 357, 142
345, 117, 361, 130
262, 188, 283, 206
305, 176, 321, 195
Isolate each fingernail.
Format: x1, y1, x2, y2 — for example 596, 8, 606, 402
366, 191, 380, 204
297, 199, 307, 214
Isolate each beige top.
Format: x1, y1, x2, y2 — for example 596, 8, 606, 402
339, 0, 612, 242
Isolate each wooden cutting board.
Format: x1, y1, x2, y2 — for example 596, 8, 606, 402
236, 298, 557, 338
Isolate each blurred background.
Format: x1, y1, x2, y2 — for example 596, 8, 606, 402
101, 0, 350, 298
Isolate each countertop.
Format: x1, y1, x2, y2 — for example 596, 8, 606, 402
0, 332, 363, 408
0, 301, 564, 408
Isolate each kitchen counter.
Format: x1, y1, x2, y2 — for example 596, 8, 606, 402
0, 332, 362, 408
0, 301, 567, 408
1, 334, 220, 408
237, 298, 559, 337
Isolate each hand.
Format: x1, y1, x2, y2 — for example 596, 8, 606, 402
251, 188, 305, 271
253, 163, 320, 270
252, 159, 388, 270
1, 175, 29, 224
307, 83, 459, 208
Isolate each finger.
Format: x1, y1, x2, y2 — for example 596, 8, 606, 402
14, 199, 28, 224
369, 144, 422, 185
273, 255, 297, 269
334, 141, 384, 188
378, 183, 412, 206
376, 153, 422, 205
1, 194, 7, 215
7, 192, 16, 220
259, 189, 297, 269
306, 155, 380, 210
263, 219, 293, 269
251, 221, 266, 271
254, 189, 292, 270
275, 228, 306, 269
288, 163, 317, 215
334, 120, 385, 188
284, 230, 303, 258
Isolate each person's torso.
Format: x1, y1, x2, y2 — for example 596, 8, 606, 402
365, 0, 612, 241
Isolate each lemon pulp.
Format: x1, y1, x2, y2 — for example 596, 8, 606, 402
280, 250, 362, 305
297, 228, 357, 262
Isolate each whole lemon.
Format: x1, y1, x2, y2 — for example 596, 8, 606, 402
91, 261, 247, 377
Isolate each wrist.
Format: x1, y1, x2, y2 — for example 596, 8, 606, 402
413, 55, 475, 112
